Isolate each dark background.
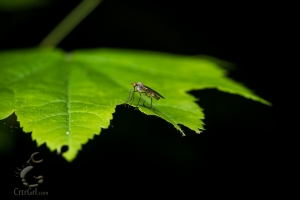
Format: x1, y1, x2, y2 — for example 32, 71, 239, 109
1, 0, 273, 194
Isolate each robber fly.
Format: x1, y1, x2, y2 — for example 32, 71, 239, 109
126, 82, 165, 110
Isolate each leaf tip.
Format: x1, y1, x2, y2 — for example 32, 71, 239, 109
181, 131, 186, 137
56, 147, 61, 155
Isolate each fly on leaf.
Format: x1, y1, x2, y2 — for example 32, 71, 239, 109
126, 82, 165, 110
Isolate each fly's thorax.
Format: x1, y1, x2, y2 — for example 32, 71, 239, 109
137, 82, 143, 87
137, 82, 144, 92
137, 85, 143, 92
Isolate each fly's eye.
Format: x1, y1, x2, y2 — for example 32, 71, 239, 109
132, 83, 137, 87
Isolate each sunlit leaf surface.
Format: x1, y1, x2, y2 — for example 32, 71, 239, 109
0, 48, 270, 161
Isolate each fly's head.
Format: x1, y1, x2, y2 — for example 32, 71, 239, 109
131, 82, 138, 91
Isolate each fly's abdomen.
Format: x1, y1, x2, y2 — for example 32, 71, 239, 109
144, 86, 162, 100
151, 92, 160, 100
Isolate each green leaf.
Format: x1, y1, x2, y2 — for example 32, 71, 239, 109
0, 48, 271, 161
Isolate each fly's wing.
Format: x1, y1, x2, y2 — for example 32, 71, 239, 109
143, 85, 165, 99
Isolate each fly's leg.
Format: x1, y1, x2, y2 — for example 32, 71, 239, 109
126, 89, 134, 103
129, 91, 137, 106
125, 89, 133, 107
127, 88, 138, 105
125, 89, 136, 107
134, 92, 147, 109
141, 94, 154, 110
135, 93, 142, 109
150, 97, 153, 110
142, 94, 149, 106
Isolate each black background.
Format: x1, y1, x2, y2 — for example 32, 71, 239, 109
1, 0, 273, 195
